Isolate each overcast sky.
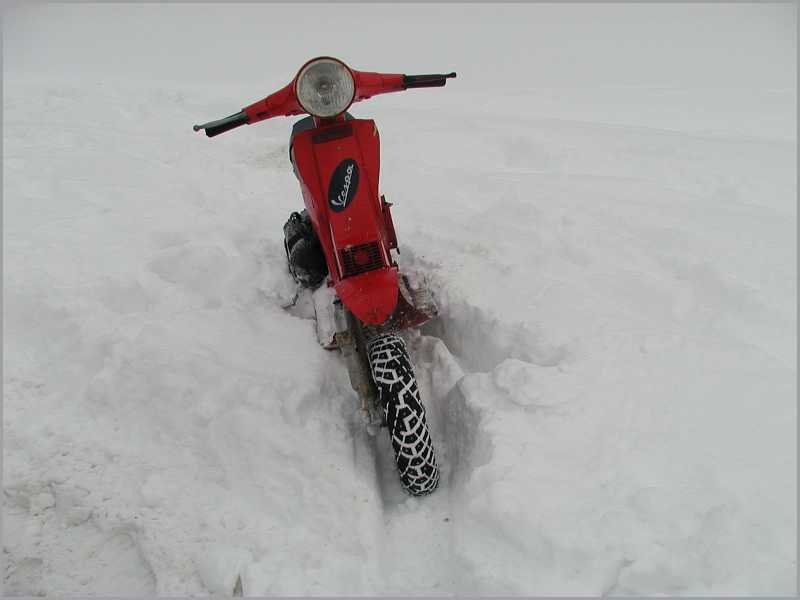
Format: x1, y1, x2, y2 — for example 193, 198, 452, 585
3, 3, 796, 89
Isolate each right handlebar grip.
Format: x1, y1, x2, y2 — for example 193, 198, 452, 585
402, 72, 457, 89
193, 111, 249, 137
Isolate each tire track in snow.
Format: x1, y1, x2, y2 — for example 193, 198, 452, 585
281, 277, 466, 592
360, 259, 597, 594
364, 272, 571, 594
365, 330, 465, 594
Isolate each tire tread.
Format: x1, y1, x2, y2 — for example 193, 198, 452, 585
367, 334, 439, 495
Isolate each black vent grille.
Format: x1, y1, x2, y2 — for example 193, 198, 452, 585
340, 242, 384, 278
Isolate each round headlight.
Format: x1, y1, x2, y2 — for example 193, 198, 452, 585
295, 57, 355, 118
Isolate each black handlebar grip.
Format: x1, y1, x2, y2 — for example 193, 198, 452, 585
194, 111, 249, 138
403, 72, 457, 89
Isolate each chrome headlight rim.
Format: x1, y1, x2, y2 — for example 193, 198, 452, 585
294, 56, 356, 119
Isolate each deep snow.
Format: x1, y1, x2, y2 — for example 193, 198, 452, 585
3, 4, 797, 596
3, 3, 797, 595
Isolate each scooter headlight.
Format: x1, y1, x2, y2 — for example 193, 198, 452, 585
295, 57, 355, 118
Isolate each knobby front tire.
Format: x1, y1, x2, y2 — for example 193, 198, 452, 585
367, 334, 440, 496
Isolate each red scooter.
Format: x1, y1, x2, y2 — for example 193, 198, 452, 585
194, 57, 455, 496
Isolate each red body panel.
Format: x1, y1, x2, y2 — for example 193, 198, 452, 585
336, 269, 399, 326
200, 58, 454, 327
291, 119, 398, 326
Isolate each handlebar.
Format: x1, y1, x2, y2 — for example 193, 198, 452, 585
403, 72, 457, 89
193, 110, 249, 137
193, 64, 456, 137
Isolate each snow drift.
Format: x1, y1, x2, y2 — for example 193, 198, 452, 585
4, 75, 795, 596
3, 3, 796, 596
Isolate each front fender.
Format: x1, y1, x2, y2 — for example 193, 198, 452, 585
335, 267, 398, 326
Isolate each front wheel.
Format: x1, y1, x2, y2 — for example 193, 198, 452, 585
367, 334, 440, 495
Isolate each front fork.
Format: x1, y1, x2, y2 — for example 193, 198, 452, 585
330, 299, 384, 434
311, 273, 437, 433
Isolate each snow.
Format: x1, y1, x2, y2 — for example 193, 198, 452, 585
3, 3, 796, 596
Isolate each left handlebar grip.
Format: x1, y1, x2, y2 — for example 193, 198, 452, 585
193, 111, 249, 137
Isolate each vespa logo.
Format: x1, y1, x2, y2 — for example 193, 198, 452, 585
328, 159, 360, 213
336, 164, 354, 206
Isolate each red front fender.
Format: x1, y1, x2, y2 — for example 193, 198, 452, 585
335, 268, 398, 326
